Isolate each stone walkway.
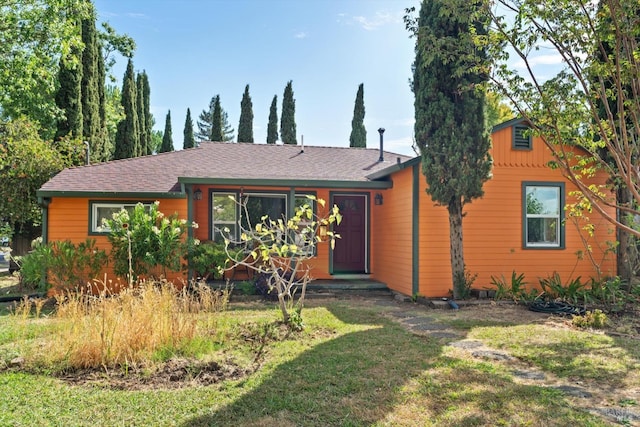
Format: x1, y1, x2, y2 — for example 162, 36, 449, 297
373, 298, 640, 426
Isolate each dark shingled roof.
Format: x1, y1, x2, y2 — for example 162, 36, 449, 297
39, 142, 415, 195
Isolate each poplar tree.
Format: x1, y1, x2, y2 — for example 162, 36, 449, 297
183, 108, 195, 149
113, 59, 139, 159
409, 0, 492, 299
349, 83, 366, 148
280, 80, 297, 145
210, 95, 223, 142
160, 110, 174, 153
267, 95, 278, 144
237, 84, 254, 143
54, 50, 83, 140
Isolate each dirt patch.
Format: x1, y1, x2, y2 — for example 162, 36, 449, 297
54, 358, 250, 390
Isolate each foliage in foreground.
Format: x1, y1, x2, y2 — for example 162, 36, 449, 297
9, 280, 229, 370
17, 238, 107, 292
223, 195, 341, 328
104, 201, 193, 280
0, 301, 619, 426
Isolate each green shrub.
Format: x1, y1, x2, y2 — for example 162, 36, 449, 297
489, 271, 536, 303
104, 201, 193, 279
539, 272, 584, 304
453, 267, 477, 299
17, 239, 107, 292
572, 309, 608, 329
235, 280, 257, 295
186, 241, 235, 280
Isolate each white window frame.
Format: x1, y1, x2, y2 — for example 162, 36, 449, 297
90, 202, 149, 233
523, 183, 564, 249
212, 192, 239, 241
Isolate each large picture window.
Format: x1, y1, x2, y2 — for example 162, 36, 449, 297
523, 183, 564, 248
211, 191, 316, 254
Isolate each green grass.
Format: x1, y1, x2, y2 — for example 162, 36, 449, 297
0, 300, 628, 426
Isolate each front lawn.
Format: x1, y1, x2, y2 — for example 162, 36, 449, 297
0, 294, 636, 426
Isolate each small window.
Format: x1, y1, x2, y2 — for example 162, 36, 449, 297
513, 124, 532, 150
523, 183, 564, 248
90, 202, 149, 233
212, 192, 238, 241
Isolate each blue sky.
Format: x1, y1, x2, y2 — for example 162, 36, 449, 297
94, 0, 421, 156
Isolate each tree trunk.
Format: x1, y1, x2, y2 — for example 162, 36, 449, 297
617, 186, 639, 285
448, 197, 465, 299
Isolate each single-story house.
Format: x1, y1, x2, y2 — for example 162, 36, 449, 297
37, 118, 616, 297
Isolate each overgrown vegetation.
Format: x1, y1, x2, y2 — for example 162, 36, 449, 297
8, 280, 229, 371
103, 201, 192, 280
16, 238, 107, 292
223, 195, 341, 328
489, 270, 640, 315
0, 299, 634, 426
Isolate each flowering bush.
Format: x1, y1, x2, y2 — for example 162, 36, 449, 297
104, 201, 194, 280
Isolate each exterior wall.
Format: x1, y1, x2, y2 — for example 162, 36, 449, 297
397, 125, 616, 298
370, 167, 414, 295
191, 185, 375, 281
47, 197, 188, 286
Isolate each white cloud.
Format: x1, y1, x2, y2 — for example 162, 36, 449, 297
294, 31, 308, 39
125, 12, 148, 19
340, 10, 400, 31
513, 53, 564, 69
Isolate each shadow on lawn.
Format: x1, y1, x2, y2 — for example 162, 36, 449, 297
181, 302, 601, 426
183, 302, 439, 426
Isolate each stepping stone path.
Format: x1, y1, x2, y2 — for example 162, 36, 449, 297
373, 297, 640, 426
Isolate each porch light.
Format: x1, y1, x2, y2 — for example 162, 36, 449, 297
374, 193, 383, 205
193, 188, 203, 201
318, 223, 328, 238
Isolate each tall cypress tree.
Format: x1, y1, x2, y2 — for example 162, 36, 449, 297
95, 44, 110, 161
140, 71, 152, 155
160, 110, 174, 153
183, 108, 195, 149
81, 12, 102, 159
54, 49, 83, 140
136, 72, 147, 157
210, 95, 223, 142
237, 84, 254, 143
280, 80, 297, 145
349, 83, 366, 148
267, 95, 278, 144
411, 0, 491, 298
113, 59, 139, 159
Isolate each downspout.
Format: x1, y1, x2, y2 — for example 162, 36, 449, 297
38, 196, 51, 290
412, 164, 420, 296
186, 185, 195, 283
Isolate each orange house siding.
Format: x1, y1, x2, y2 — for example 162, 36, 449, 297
370, 167, 414, 295
47, 197, 188, 284
190, 186, 374, 280
375, 125, 616, 298
44, 123, 615, 297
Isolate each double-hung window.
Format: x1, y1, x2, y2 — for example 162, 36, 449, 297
523, 183, 564, 248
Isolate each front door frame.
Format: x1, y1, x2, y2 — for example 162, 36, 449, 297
329, 192, 370, 274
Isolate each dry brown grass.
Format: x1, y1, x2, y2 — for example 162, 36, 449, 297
13, 279, 230, 370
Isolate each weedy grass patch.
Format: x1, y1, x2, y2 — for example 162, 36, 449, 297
0, 298, 628, 426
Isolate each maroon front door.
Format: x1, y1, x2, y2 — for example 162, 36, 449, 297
332, 194, 367, 273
